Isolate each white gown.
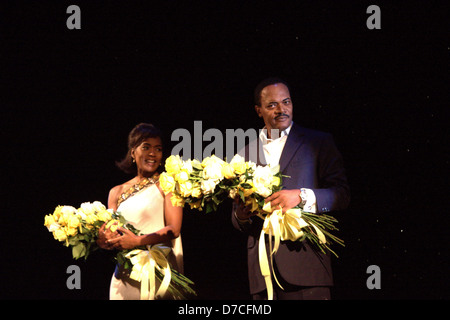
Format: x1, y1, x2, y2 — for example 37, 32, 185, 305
109, 183, 183, 300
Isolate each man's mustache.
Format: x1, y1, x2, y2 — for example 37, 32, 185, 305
275, 114, 289, 119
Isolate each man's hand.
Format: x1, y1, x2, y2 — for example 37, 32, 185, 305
265, 189, 301, 213
234, 197, 258, 221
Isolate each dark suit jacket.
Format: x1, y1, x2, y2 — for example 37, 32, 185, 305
232, 122, 350, 294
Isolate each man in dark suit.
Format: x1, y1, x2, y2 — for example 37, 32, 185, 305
232, 78, 350, 300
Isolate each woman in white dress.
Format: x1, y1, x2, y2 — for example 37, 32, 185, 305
97, 123, 184, 300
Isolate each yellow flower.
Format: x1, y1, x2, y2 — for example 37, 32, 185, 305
160, 172, 176, 194
105, 219, 123, 232
253, 165, 273, 198
58, 205, 77, 226
230, 154, 247, 175
188, 200, 202, 210
85, 213, 98, 225
201, 178, 218, 195
52, 206, 63, 221
67, 214, 81, 229
221, 162, 236, 179
44, 214, 56, 228
177, 180, 194, 198
96, 209, 112, 222
190, 159, 202, 170
79, 202, 96, 215
246, 160, 256, 171
66, 226, 78, 237
253, 184, 271, 198
53, 229, 67, 242
175, 171, 189, 183
191, 183, 202, 198
92, 201, 106, 212
58, 213, 70, 226
228, 188, 238, 199
239, 182, 255, 197
201, 154, 224, 167
165, 155, 183, 175
202, 155, 225, 181
181, 160, 194, 174
77, 202, 106, 219
271, 176, 281, 187
84, 223, 95, 230
170, 194, 185, 207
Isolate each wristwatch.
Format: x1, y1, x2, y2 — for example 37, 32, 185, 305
298, 189, 307, 208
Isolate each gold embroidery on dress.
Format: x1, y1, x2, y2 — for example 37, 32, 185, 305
117, 173, 160, 207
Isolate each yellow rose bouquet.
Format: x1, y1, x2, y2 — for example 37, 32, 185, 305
160, 154, 227, 213
44, 201, 119, 259
44, 201, 196, 299
160, 154, 344, 299
160, 154, 344, 256
160, 154, 254, 213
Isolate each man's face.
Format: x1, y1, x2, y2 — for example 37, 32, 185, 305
255, 83, 293, 137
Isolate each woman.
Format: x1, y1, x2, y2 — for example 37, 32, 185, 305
97, 123, 184, 300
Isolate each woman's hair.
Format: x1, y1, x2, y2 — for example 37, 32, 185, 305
116, 123, 163, 174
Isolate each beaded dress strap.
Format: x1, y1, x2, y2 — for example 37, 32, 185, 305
117, 173, 160, 207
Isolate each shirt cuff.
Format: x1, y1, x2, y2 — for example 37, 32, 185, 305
300, 188, 317, 213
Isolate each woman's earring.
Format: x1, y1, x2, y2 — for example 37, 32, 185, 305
132, 158, 136, 163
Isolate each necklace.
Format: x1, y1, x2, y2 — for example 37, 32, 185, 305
117, 173, 160, 207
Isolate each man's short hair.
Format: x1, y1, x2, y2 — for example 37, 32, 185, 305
254, 77, 291, 106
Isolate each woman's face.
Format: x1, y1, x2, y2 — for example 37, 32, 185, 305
131, 137, 163, 177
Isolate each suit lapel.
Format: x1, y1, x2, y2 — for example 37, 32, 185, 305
279, 123, 305, 173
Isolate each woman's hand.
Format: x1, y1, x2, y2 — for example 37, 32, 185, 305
96, 222, 120, 250
106, 227, 141, 250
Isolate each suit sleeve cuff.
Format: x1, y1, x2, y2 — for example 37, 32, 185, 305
300, 188, 317, 213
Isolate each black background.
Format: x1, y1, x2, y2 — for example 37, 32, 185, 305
1, 1, 448, 300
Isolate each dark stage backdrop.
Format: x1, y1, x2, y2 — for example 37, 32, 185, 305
1, 1, 448, 300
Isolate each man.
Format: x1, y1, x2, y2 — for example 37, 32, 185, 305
232, 77, 350, 300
